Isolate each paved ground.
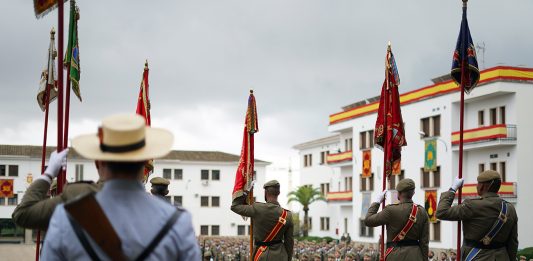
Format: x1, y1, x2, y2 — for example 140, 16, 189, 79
0, 244, 37, 261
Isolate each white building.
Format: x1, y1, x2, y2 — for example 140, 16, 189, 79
0, 145, 268, 242
293, 66, 533, 249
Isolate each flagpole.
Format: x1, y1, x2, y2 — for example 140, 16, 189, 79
379, 42, 391, 261
457, 1, 468, 259
56, 0, 65, 193
249, 89, 254, 261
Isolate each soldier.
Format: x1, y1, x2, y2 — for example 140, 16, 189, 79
41, 114, 200, 260
231, 180, 294, 260
436, 170, 518, 261
150, 176, 170, 199
364, 178, 429, 260
12, 149, 102, 230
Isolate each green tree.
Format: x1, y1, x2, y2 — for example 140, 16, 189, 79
287, 185, 326, 237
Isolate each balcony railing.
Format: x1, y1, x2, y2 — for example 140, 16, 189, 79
461, 182, 516, 198
451, 124, 516, 146
326, 191, 353, 201
326, 151, 353, 164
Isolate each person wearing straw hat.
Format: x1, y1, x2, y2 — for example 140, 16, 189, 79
436, 171, 518, 261
364, 178, 429, 261
12, 149, 103, 230
41, 114, 200, 260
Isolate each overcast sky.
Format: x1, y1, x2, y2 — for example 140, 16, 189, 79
1, 1, 532, 187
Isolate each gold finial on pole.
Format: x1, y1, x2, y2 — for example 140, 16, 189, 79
50, 27, 56, 37
250, 89, 253, 94
145, 59, 149, 69
387, 41, 391, 51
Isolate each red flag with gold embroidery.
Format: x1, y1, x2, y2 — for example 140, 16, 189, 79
136, 61, 153, 183
374, 45, 406, 177
232, 91, 258, 200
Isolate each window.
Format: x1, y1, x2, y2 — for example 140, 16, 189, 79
8, 165, 18, 177
490, 108, 497, 125
490, 162, 497, 171
212, 170, 220, 181
163, 169, 172, 179
8, 194, 18, 205
164, 196, 171, 202
211, 225, 220, 236
75, 164, 84, 181
345, 138, 353, 151
360, 174, 374, 192
0, 219, 25, 238
359, 131, 374, 150
320, 217, 330, 231
173, 196, 182, 206
0, 165, 5, 176
174, 169, 183, 180
389, 170, 405, 190
211, 196, 220, 207
320, 151, 328, 165
344, 177, 353, 191
238, 225, 246, 235
500, 106, 506, 124
359, 219, 374, 237
0, 197, 4, 206
430, 221, 441, 241
479, 163, 485, 174
201, 196, 209, 207
201, 170, 209, 180
420, 167, 440, 188
478, 110, 485, 126
500, 162, 506, 182
303, 154, 313, 167
200, 225, 209, 235
320, 183, 330, 196
420, 115, 441, 137
308, 217, 313, 230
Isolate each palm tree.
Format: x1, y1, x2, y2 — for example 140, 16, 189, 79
287, 185, 326, 237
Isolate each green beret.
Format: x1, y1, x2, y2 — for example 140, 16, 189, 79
263, 179, 280, 188
396, 178, 415, 192
477, 170, 501, 183
150, 177, 170, 186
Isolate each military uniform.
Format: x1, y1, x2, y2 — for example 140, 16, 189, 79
231, 180, 294, 261
436, 170, 518, 261
364, 179, 429, 260
12, 178, 101, 230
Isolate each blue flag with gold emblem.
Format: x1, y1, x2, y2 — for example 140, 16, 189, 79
451, 1, 480, 94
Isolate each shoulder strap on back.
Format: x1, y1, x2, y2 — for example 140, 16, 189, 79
134, 209, 182, 261
64, 192, 128, 261
66, 212, 102, 261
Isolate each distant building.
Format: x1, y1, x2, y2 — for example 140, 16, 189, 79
0, 145, 268, 243
293, 66, 533, 249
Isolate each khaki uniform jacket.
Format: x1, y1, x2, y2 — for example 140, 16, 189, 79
436, 191, 518, 261
12, 179, 101, 230
364, 199, 429, 261
231, 195, 294, 261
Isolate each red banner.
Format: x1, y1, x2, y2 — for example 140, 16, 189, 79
232, 92, 258, 200
362, 150, 372, 178
425, 190, 437, 222
136, 61, 153, 183
0, 179, 14, 198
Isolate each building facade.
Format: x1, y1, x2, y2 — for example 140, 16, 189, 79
294, 66, 533, 249
0, 145, 267, 243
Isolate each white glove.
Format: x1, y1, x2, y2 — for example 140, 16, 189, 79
451, 176, 464, 191
44, 149, 69, 178
373, 190, 387, 204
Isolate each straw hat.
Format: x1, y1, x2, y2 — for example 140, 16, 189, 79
72, 114, 173, 161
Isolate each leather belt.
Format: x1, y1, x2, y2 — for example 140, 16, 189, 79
255, 240, 282, 246
386, 240, 419, 248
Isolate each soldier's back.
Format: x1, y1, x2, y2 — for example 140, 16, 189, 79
384, 202, 428, 261
252, 202, 291, 260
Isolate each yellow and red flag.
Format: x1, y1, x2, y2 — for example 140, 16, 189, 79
362, 150, 372, 178
425, 190, 438, 222
232, 91, 258, 200
136, 61, 153, 183
0, 179, 14, 198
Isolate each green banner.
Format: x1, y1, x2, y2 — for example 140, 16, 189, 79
424, 139, 437, 172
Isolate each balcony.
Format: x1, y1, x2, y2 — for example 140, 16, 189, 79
326, 191, 353, 202
461, 182, 516, 199
451, 124, 516, 151
326, 151, 353, 165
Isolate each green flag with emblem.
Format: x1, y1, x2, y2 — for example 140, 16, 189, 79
64, 0, 81, 101
424, 139, 437, 172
